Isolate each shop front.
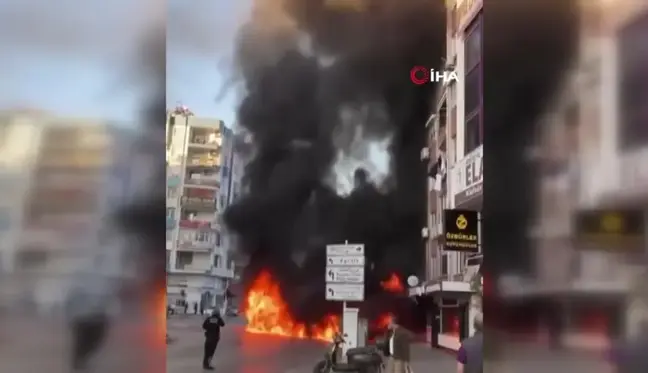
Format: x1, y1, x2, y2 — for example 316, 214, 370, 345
412, 209, 481, 351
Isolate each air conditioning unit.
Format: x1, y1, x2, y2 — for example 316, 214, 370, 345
421, 227, 429, 238
420, 147, 430, 160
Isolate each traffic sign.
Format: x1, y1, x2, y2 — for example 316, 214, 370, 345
326, 266, 364, 283
327, 256, 365, 266
326, 284, 364, 301
326, 244, 364, 256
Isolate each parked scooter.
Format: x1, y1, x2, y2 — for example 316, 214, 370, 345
313, 333, 384, 373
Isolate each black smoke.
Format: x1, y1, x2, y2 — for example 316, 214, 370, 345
224, 0, 445, 323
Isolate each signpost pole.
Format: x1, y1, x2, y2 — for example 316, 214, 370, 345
325, 240, 364, 357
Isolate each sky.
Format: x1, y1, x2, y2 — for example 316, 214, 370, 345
0, 0, 250, 128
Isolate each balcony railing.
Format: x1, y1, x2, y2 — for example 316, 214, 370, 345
208, 266, 235, 278
185, 176, 220, 188
189, 136, 221, 147
181, 196, 216, 211
173, 263, 210, 273
177, 239, 213, 252
178, 219, 214, 229
186, 157, 220, 168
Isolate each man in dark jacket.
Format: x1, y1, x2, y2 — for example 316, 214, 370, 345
202, 310, 225, 370
384, 316, 414, 373
457, 312, 483, 373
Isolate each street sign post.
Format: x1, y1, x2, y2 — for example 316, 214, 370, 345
325, 241, 365, 357
325, 242, 365, 301
327, 256, 365, 266
326, 266, 364, 283
325, 284, 364, 301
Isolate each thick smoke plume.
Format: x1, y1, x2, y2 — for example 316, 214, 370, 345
224, 0, 445, 323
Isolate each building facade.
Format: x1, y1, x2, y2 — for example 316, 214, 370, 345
410, 0, 483, 351
0, 110, 149, 312
165, 107, 235, 311
523, 0, 648, 351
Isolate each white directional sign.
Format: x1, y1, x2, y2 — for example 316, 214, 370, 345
326, 243, 365, 302
327, 256, 365, 266
326, 244, 364, 256
326, 284, 364, 301
326, 266, 364, 283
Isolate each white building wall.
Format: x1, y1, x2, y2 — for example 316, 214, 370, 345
166, 113, 235, 308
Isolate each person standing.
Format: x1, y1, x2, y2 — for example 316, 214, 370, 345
65, 274, 115, 372
194, 302, 198, 314
202, 309, 225, 370
456, 312, 483, 373
384, 316, 414, 373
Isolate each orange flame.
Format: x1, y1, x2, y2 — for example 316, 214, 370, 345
380, 273, 404, 293
375, 313, 393, 329
244, 271, 339, 341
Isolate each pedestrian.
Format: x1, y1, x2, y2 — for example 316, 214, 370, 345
194, 302, 198, 314
184, 301, 188, 314
456, 311, 483, 373
202, 309, 225, 370
384, 315, 414, 373
605, 293, 648, 373
65, 278, 113, 372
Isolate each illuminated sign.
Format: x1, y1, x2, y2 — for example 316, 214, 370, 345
574, 209, 644, 252
444, 209, 479, 252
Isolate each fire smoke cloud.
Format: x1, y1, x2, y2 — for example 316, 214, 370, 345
224, 0, 445, 322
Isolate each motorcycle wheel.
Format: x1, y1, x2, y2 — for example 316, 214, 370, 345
312, 360, 328, 373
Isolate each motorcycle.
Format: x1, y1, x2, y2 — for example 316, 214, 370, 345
313, 333, 384, 373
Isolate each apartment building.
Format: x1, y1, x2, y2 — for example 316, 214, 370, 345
522, 0, 648, 350
409, 0, 483, 351
0, 110, 147, 312
165, 106, 235, 310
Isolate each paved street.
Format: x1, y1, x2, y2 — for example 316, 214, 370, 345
0, 313, 612, 372
168, 314, 456, 373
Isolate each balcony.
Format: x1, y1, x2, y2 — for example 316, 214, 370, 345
188, 128, 222, 150
185, 156, 221, 170
208, 266, 235, 278
176, 239, 213, 252
181, 196, 216, 212
173, 263, 211, 274
178, 219, 215, 230
185, 174, 220, 189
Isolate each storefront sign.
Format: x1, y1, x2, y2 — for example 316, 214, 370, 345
574, 209, 645, 252
443, 209, 479, 253
453, 145, 483, 207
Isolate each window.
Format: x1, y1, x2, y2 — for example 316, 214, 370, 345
176, 252, 193, 268
166, 207, 175, 219
464, 14, 483, 154
214, 254, 222, 268
195, 231, 213, 243
215, 232, 221, 246
441, 253, 448, 276
465, 70, 480, 116
618, 12, 648, 150
465, 17, 482, 71
167, 186, 178, 199
464, 113, 481, 154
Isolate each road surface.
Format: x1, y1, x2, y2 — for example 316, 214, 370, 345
168, 314, 456, 373
0, 312, 611, 372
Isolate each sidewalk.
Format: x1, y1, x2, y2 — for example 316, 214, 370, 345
410, 343, 455, 372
